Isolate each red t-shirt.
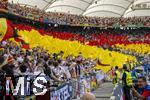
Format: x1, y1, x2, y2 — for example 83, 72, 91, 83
142, 86, 150, 100
142, 90, 150, 97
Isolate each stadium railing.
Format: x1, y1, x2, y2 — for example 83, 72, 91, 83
110, 81, 124, 100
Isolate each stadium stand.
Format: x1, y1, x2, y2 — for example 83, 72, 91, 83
0, 0, 150, 100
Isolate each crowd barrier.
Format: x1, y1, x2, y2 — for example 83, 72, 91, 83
50, 73, 105, 100
110, 82, 123, 100
110, 82, 135, 100
50, 82, 73, 100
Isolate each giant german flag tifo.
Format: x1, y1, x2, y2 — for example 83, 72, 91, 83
115, 44, 150, 55
0, 18, 137, 72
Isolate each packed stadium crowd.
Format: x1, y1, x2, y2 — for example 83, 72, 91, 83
0, 40, 106, 99
0, 1, 150, 27
0, 19, 149, 100
0, 0, 150, 100
0, 0, 7, 9
7, 2, 150, 27
0, 39, 149, 100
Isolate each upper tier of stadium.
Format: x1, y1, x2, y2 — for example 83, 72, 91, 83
8, 0, 150, 17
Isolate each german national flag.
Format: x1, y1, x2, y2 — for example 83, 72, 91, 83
0, 18, 137, 73
21, 41, 30, 49
0, 18, 30, 49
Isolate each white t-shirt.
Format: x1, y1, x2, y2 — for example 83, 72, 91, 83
4, 54, 9, 58
2, 41, 7, 46
17, 56, 24, 63
53, 66, 64, 80
62, 66, 71, 79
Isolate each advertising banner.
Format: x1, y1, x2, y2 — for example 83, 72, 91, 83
50, 83, 73, 100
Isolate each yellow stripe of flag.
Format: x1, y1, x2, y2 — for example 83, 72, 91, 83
0, 18, 7, 41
